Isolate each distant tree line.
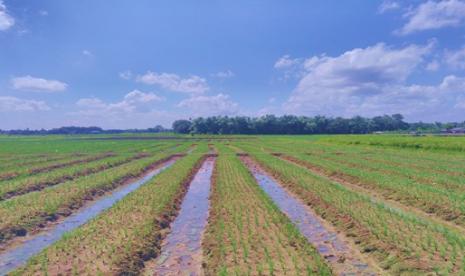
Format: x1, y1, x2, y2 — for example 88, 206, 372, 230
3, 115, 465, 135
172, 114, 465, 135
0, 125, 169, 135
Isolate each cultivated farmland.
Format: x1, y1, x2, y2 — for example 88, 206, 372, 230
1, 134, 465, 275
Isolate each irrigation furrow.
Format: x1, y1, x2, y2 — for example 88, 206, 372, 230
203, 148, 331, 275
0, 153, 113, 182
9, 145, 208, 275
0, 157, 180, 275
276, 153, 465, 237
283, 152, 465, 228
0, 153, 185, 247
240, 155, 381, 276
28, 152, 115, 175
0, 152, 151, 201
149, 156, 215, 275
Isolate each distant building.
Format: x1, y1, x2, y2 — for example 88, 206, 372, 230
440, 127, 465, 134
450, 127, 465, 134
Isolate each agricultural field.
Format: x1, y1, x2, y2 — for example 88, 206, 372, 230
1, 134, 465, 275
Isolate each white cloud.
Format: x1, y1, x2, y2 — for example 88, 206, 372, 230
76, 89, 163, 115
0, 96, 50, 112
73, 90, 169, 128
211, 70, 235, 79
82, 50, 93, 57
136, 71, 209, 94
39, 10, 48, 16
444, 46, 465, 69
283, 42, 456, 120
0, 0, 14, 31
274, 55, 301, 69
398, 0, 465, 35
378, 0, 400, 14
426, 60, 440, 71
177, 93, 239, 116
274, 55, 306, 80
119, 70, 132, 80
11, 76, 68, 92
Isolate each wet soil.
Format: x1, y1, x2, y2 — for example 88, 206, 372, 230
151, 157, 215, 276
28, 152, 115, 174
0, 155, 182, 250
241, 156, 380, 276
280, 154, 465, 237
0, 158, 179, 275
0, 153, 151, 201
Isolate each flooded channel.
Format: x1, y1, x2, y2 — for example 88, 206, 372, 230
241, 156, 378, 276
0, 158, 178, 275
152, 157, 215, 276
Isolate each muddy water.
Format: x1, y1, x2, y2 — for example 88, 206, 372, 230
242, 157, 378, 276
153, 157, 215, 276
0, 159, 177, 276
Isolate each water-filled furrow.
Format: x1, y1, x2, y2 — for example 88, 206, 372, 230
0, 159, 178, 275
241, 156, 378, 276
152, 157, 215, 276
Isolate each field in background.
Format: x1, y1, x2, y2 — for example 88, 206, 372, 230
1, 134, 465, 275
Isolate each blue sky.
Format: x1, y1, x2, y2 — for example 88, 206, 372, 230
2, 0, 465, 129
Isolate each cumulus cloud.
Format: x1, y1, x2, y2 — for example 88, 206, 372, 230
177, 93, 239, 116
11, 76, 68, 92
136, 71, 209, 94
73, 90, 171, 128
398, 0, 465, 35
211, 70, 235, 79
283, 42, 461, 120
76, 90, 163, 115
0, 0, 14, 31
0, 96, 50, 112
378, 0, 400, 13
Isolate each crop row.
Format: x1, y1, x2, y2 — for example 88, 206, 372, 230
0, 137, 167, 155
0, 153, 147, 201
309, 141, 465, 171
0, 144, 190, 244
259, 136, 465, 166
307, 148, 465, 193
283, 151, 465, 229
0, 154, 77, 173
0, 152, 115, 182
310, 146, 465, 177
226, 139, 465, 193
12, 144, 208, 275
320, 134, 465, 152
0, 140, 169, 175
0, 143, 176, 201
202, 145, 331, 275
238, 143, 465, 274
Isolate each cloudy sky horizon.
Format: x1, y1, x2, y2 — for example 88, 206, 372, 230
2, 0, 465, 129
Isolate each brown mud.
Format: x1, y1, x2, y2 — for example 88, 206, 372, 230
149, 157, 215, 276
0, 153, 151, 201
0, 154, 185, 248
241, 156, 382, 276
279, 153, 465, 236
